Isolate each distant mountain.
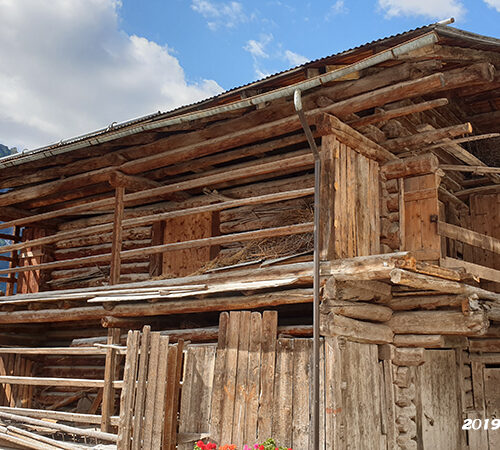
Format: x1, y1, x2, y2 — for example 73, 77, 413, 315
0, 144, 16, 158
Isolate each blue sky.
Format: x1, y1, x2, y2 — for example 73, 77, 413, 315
0, 0, 499, 151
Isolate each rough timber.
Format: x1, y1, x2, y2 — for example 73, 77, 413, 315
0, 24, 499, 449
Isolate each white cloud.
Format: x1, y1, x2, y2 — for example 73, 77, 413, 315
329, 0, 348, 16
0, 0, 223, 150
378, 0, 466, 20
244, 34, 274, 78
484, 0, 500, 12
191, 0, 248, 30
284, 50, 309, 66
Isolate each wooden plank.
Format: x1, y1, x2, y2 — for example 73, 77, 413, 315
209, 312, 229, 445
110, 186, 125, 285
142, 332, 161, 449
220, 311, 241, 444
291, 339, 312, 450
319, 134, 337, 260
441, 257, 500, 284
244, 312, 262, 445
257, 310, 278, 442
468, 362, 488, 450
101, 327, 122, 433
272, 338, 294, 447
0, 222, 314, 276
131, 326, 151, 450
0, 188, 315, 256
416, 350, 461, 449
232, 311, 251, 449
382, 359, 396, 449
151, 336, 170, 449
484, 367, 500, 450
0, 376, 119, 388
438, 221, 500, 255
163, 340, 185, 450
117, 330, 141, 450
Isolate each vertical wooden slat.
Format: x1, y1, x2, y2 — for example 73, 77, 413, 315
469, 361, 488, 449
209, 312, 229, 445
320, 134, 337, 260
142, 332, 161, 449
150, 221, 166, 277
382, 360, 396, 449
346, 148, 355, 258
151, 336, 170, 449
232, 311, 251, 449
117, 330, 140, 450
5, 226, 20, 296
244, 312, 262, 444
177, 346, 196, 450
292, 339, 312, 450
272, 338, 294, 447
101, 327, 121, 433
110, 185, 125, 285
11, 355, 22, 407
131, 326, 151, 450
0, 356, 7, 406
257, 310, 278, 442
220, 311, 241, 445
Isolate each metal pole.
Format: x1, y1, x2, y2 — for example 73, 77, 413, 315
294, 89, 321, 450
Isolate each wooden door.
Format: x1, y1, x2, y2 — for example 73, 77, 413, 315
484, 368, 500, 449
415, 350, 463, 449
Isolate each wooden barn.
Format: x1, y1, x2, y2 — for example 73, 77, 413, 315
0, 22, 499, 449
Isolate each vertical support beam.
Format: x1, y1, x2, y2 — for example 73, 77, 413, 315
101, 327, 121, 432
110, 186, 125, 285
319, 135, 337, 260
5, 227, 20, 296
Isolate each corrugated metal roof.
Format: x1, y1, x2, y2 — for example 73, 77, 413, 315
1, 22, 499, 168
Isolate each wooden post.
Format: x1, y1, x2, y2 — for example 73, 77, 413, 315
101, 327, 121, 432
110, 186, 125, 285
319, 134, 337, 260
5, 227, 20, 296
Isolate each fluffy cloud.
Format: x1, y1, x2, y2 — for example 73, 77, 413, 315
0, 0, 223, 150
378, 0, 466, 20
284, 50, 309, 66
191, 0, 248, 31
484, 0, 500, 12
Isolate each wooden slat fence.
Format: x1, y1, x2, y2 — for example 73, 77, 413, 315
178, 311, 387, 449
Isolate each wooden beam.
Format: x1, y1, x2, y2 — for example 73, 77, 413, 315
424, 133, 500, 150
108, 170, 161, 191
320, 313, 393, 344
0, 288, 313, 324
0, 406, 119, 426
387, 310, 489, 336
0, 222, 314, 276
110, 186, 124, 285
440, 164, 500, 174
347, 98, 449, 128
101, 328, 121, 433
440, 257, 500, 284
383, 123, 473, 153
0, 376, 122, 389
0, 188, 314, 255
315, 113, 397, 162
455, 184, 500, 198
390, 268, 500, 301
381, 153, 439, 179
437, 221, 500, 255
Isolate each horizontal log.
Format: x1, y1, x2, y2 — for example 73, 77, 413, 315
321, 251, 415, 280
323, 278, 392, 301
390, 269, 500, 301
315, 113, 397, 162
347, 98, 448, 128
393, 334, 444, 348
0, 347, 121, 355
438, 221, 500, 255
455, 184, 500, 198
0, 222, 314, 276
440, 164, 500, 174
0, 376, 122, 389
383, 123, 473, 153
321, 299, 393, 322
0, 187, 314, 255
440, 257, 500, 284
320, 312, 393, 344
0, 289, 313, 324
0, 410, 117, 442
0, 406, 119, 426
381, 153, 439, 179
387, 310, 489, 336
385, 294, 470, 311
1, 72, 448, 229
1, 424, 78, 450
